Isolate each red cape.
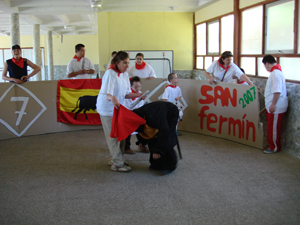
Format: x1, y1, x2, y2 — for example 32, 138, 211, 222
110, 104, 146, 141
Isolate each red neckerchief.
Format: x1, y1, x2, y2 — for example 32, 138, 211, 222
108, 64, 121, 77
135, 62, 146, 70
270, 64, 282, 72
166, 85, 177, 88
73, 55, 82, 62
218, 59, 230, 72
12, 57, 24, 68
237, 80, 246, 84
131, 88, 138, 101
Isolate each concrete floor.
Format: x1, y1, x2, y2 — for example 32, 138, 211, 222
0, 130, 300, 225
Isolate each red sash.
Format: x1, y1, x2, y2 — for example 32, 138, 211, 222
12, 57, 24, 68
135, 62, 146, 70
270, 64, 282, 72
108, 64, 121, 76
73, 55, 82, 62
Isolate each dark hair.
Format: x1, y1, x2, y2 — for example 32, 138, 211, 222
12, 44, 21, 50
111, 51, 129, 70
239, 68, 245, 74
112, 51, 117, 56
136, 53, 144, 59
168, 73, 176, 82
130, 76, 141, 86
262, 55, 277, 64
75, 44, 85, 52
219, 51, 233, 65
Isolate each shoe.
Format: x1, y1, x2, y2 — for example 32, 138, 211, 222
125, 149, 135, 155
264, 148, 275, 154
108, 157, 129, 166
111, 164, 131, 172
176, 131, 182, 136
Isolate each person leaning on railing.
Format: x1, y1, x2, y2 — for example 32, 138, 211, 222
2, 44, 40, 84
204, 51, 253, 86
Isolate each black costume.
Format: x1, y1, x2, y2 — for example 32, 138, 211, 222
133, 101, 179, 172
6, 58, 28, 80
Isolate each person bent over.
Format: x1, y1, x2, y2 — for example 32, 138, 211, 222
133, 101, 179, 175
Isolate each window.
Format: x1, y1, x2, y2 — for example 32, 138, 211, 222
241, 6, 263, 54
197, 23, 206, 55
221, 14, 234, 54
194, 0, 300, 82
195, 14, 234, 70
265, 0, 295, 53
207, 20, 219, 55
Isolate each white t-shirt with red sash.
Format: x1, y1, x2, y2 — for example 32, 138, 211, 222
96, 64, 131, 117
206, 60, 243, 83
128, 62, 156, 78
264, 64, 288, 114
162, 85, 182, 103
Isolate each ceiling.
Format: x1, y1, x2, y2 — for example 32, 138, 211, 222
0, 0, 218, 36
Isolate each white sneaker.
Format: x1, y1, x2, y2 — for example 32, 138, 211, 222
107, 158, 129, 166
111, 164, 131, 172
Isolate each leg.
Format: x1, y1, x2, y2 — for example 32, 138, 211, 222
266, 111, 285, 152
100, 115, 124, 167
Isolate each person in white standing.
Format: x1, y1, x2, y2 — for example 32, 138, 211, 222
262, 55, 288, 154
162, 73, 182, 136
67, 44, 95, 79
128, 53, 156, 79
96, 51, 145, 172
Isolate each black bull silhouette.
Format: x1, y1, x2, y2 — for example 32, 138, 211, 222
71, 95, 98, 120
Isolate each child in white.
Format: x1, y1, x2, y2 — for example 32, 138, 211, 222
123, 76, 148, 154
162, 73, 182, 103
162, 73, 182, 135
128, 53, 156, 79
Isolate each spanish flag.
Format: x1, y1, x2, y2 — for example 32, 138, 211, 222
57, 79, 102, 125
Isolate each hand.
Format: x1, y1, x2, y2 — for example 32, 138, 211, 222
141, 93, 147, 100
175, 97, 180, 101
21, 75, 29, 81
209, 77, 214, 85
269, 104, 276, 113
82, 69, 87, 74
146, 77, 152, 79
112, 96, 120, 109
14, 78, 24, 84
153, 153, 161, 160
139, 143, 145, 150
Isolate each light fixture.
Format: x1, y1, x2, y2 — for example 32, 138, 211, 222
64, 25, 71, 29
91, 0, 102, 8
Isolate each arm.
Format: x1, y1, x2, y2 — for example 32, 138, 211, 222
240, 74, 254, 86
269, 93, 280, 113
125, 92, 142, 99
204, 71, 215, 85
68, 70, 87, 78
1, 62, 24, 84
21, 59, 41, 81
106, 94, 120, 109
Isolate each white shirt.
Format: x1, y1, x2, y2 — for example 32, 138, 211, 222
123, 90, 144, 110
264, 68, 288, 114
66, 57, 95, 79
96, 69, 131, 117
128, 63, 156, 78
162, 85, 182, 103
206, 60, 243, 83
